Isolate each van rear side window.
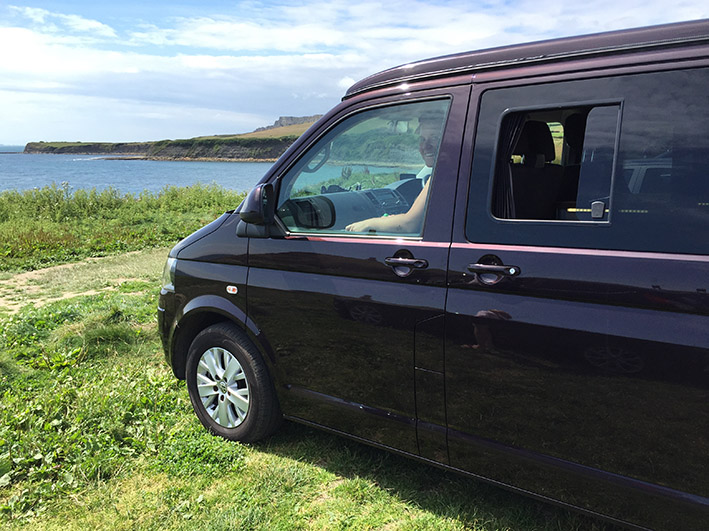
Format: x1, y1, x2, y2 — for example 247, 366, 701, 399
468, 67, 709, 254
491, 104, 620, 222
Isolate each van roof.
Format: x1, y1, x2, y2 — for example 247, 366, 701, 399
345, 19, 709, 98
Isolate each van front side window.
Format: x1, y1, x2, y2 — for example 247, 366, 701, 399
276, 99, 450, 237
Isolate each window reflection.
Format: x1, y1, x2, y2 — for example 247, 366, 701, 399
277, 99, 450, 236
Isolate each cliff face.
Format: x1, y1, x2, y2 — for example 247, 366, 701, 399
23, 137, 298, 161
252, 115, 322, 133
147, 136, 297, 160
24, 142, 152, 155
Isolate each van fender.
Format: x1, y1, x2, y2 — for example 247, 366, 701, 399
170, 294, 281, 385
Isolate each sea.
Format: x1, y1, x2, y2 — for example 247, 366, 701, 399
0, 146, 272, 195
0, 147, 404, 196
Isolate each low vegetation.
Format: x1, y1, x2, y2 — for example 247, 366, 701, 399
0, 185, 610, 529
233, 121, 314, 139
0, 183, 245, 273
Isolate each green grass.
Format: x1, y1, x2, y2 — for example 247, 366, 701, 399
0, 183, 245, 273
0, 268, 606, 528
0, 184, 613, 529
232, 121, 316, 139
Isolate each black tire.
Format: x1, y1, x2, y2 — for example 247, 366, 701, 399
185, 322, 281, 442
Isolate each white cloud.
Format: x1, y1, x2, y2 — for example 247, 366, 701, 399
338, 77, 356, 89
1, 0, 709, 144
10, 6, 48, 24
8, 5, 116, 39
128, 17, 344, 52
61, 13, 116, 38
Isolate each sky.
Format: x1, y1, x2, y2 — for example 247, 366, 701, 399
1, 1, 708, 145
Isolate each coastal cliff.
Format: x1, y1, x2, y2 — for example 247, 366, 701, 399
24, 136, 298, 162
148, 136, 297, 161
23, 115, 321, 161
24, 142, 153, 155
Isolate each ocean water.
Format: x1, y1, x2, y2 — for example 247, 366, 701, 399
0, 153, 273, 195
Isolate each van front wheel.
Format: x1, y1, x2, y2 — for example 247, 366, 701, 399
185, 322, 281, 442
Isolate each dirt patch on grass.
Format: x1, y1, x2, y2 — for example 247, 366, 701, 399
0, 288, 106, 314
0, 265, 118, 313
0, 248, 168, 314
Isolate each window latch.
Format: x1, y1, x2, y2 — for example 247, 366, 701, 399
591, 201, 606, 219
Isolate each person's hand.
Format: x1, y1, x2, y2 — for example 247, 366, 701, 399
345, 219, 374, 232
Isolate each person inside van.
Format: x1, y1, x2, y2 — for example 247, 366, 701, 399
345, 112, 443, 234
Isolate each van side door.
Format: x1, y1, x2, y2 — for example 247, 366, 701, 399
446, 67, 709, 529
247, 87, 468, 457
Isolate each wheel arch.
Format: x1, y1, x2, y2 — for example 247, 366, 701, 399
170, 294, 277, 381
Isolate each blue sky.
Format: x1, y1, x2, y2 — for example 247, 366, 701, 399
1, 1, 708, 145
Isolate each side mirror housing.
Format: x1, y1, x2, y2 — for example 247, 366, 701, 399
237, 183, 284, 238
239, 183, 275, 225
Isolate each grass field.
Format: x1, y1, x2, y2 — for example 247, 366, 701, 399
0, 186, 612, 530
196, 121, 317, 140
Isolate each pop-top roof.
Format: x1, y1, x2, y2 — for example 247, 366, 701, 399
345, 19, 709, 98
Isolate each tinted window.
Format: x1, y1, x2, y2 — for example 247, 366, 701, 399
468, 68, 709, 254
277, 99, 450, 237
491, 105, 619, 221
612, 69, 709, 254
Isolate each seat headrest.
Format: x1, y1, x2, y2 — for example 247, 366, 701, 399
564, 113, 587, 151
513, 120, 556, 166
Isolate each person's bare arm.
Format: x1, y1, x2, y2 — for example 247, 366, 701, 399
346, 179, 431, 233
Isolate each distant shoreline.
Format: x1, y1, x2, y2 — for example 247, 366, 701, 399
103, 156, 279, 163
21, 117, 320, 161
6, 152, 279, 163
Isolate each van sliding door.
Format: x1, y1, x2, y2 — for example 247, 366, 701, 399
446, 69, 709, 529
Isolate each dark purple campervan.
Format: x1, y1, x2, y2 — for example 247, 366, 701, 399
159, 19, 709, 530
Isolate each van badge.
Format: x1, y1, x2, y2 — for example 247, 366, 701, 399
226, 285, 238, 295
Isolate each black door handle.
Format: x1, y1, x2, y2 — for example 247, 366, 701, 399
385, 257, 429, 269
467, 263, 521, 277
385, 256, 428, 277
